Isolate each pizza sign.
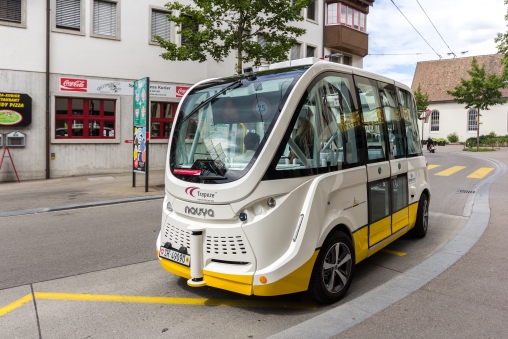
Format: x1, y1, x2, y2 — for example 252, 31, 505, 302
0, 93, 32, 127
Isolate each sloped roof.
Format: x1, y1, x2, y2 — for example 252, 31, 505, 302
411, 54, 508, 102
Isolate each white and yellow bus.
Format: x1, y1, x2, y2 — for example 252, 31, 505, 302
156, 58, 430, 303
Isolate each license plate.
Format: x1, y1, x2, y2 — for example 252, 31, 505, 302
159, 247, 190, 266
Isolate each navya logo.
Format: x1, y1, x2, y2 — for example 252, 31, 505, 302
185, 206, 215, 218
185, 186, 217, 202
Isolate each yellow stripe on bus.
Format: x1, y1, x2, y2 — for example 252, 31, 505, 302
427, 164, 440, 170
435, 166, 466, 176
467, 167, 494, 179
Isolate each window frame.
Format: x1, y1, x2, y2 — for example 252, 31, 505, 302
291, 42, 302, 60
51, 93, 120, 144
90, 0, 121, 41
52, 0, 85, 36
306, 0, 317, 23
306, 44, 316, 58
0, 0, 26, 28
149, 6, 172, 45
150, 100, 177, 141
326, 2, 366, 33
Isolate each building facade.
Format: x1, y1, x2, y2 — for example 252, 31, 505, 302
0, 0, 374, 181
412, 54, 508, 143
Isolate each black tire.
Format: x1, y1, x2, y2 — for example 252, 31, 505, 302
308, 231, 355, 304
411, 193, 429, 238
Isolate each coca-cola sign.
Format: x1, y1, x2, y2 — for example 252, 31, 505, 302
60, 78, 88, 92
176, 86, 190, 98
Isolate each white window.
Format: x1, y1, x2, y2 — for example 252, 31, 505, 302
291, 43, 301, 60
431, 110, 440, 132
327, 3, 337, 24
360, 12, 365, 32
468, 109, 478, 132
151, 9, 170, 42
0, 0, 25, 28
92, 0, 120, 39
54, 0, 84, 34
340, 4, 346, 24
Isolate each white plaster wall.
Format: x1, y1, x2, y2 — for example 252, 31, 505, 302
423, 102, 508, 142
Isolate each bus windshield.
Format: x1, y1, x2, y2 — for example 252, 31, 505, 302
170, 68, 306, 183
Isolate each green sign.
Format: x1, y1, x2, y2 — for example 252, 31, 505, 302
133, 78, 149, 127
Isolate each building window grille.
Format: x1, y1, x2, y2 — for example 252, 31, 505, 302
468, 109, 478, 132
93, 0, 117, 37
430, 110, 440, 132
151, 9, 171, 41
0, 0, 21, 23
56, 0, 81, 30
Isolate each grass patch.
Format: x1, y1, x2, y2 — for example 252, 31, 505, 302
462, 148, 496, 152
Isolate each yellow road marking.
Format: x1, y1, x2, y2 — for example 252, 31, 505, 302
467, 167, 494, 179
427, 164, 440, 170
0, 292, 316, 317
381, 249, 407, 257
435, 166, 466, 176
0, 294, 32, 317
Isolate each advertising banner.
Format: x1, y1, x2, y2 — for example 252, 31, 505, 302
59, 77, 189, 98
133, 78, 149, 174
0, 92, 32, 127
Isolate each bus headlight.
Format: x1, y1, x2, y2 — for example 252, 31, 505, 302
267, 197, 276, 208
239, 212, 248, 221
166, 201, 173, 213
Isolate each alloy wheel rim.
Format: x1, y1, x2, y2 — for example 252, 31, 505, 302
322, 242, 352, 293
422, 199, 428, 232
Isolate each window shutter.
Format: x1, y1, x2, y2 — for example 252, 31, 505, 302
56, 0, 80, 30
151, 10, 170, 41
93, 0, 116, 36
0, 0, 21, 23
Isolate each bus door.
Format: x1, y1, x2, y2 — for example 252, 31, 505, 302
355, 76, 392, 247
379, 81, 409, 234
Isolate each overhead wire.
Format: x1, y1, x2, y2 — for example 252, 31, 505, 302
414, 0, 457, 58
390, 0, 442, 59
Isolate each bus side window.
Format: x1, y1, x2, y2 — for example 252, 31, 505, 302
275, 72, 362, 173
398, 88, 421, 156
355, 76, 386, 162
379, 82, 405, 159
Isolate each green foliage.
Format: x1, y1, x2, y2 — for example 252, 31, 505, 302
495, 0, 508, 79
155, 0, 316, 74
463, 148, 496, 152
447, 132, 459, 143
446, 57, 506, 112
433, 138, 449, 145
414, 83, 430, 118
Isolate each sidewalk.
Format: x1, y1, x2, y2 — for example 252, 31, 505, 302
0, 170, 165, 215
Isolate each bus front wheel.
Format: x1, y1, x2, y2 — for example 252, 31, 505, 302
308, 231, 355, 304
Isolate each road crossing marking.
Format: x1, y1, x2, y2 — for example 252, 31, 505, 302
467, 167, 494, 179
381, 249, 407, 257
435, 166, 466, 176
427, 164, 440, 170
0, 292, 317, 317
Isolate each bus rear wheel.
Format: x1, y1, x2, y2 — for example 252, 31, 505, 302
309, 231, 355, 304
411, 193, 429, 238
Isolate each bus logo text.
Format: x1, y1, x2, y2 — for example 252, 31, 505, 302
184, 206, 215, 218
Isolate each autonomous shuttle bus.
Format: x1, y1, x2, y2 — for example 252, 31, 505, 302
156, 58, 430, 303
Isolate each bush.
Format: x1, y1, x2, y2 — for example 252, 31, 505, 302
447, 132, 459, 143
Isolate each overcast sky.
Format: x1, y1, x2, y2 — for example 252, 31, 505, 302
363, 0, 508, 88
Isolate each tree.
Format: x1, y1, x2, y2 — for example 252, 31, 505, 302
495, 0, 508, 78
155, 0, 316, 74
414, 83, 430, 118
446, 57, 505, 150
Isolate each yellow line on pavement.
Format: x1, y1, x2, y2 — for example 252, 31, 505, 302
435, 166, 466, 176
427, 164, 440, 170
381, 249, 407, 257
467, 167, 494, 179
0, 294, 32, 317
34, 292, 317, 310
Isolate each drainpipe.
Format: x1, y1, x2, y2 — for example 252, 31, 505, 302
45, 0, 50, 179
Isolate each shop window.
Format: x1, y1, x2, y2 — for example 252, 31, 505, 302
150, 102, 176, 139
92, 0, 119, 39
55, 97, 116, 139
151, 8, 171, 42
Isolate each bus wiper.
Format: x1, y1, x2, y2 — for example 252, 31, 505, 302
177, 79, 243, 127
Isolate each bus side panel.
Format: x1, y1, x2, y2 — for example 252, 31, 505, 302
408, 202, 419, 229
353, 226, 369, 263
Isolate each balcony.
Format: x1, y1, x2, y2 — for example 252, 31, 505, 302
324, 25, 369, 57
